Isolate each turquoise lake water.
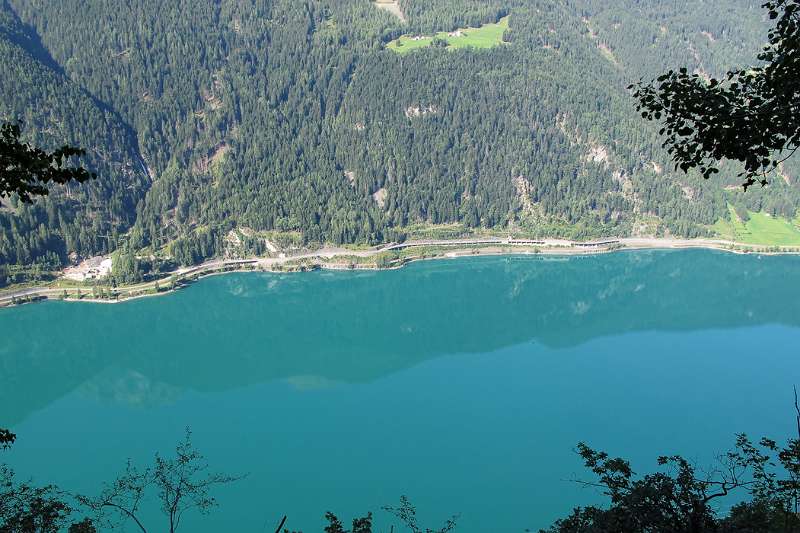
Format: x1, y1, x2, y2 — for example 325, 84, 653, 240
1, 250, 799, 532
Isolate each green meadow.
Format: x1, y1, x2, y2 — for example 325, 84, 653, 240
712, 205, 800, 246
387, 15, 509, 54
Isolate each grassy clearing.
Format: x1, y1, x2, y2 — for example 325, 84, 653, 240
712, 205, 800, 246
387, 15, 509, 54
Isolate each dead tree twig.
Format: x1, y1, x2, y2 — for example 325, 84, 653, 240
274, 515, 287, 533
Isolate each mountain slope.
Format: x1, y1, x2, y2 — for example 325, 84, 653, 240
0, 1, 149, 279
2, 0, 799, 281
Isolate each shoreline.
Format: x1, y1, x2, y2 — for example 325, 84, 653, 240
2, 236, 798, 308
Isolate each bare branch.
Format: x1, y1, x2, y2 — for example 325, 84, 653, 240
274, 515, 287, 533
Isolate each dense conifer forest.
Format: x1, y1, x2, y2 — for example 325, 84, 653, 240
2, 0, 800, 283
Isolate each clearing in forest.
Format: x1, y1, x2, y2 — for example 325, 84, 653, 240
373, 1, 406, 23
712, 205, 800, 246
387, 15, 509, 54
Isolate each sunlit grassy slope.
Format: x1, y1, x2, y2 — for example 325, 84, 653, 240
387, 16, 509, 54
712, 205, 800, 245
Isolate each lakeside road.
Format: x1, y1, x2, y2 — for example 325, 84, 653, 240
0, 236, 796, 307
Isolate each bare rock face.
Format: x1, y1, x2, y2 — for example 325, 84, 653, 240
372, 187, 388, 208
405, 104, 439, 119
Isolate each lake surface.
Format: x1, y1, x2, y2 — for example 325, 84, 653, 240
1, 250, 799, 532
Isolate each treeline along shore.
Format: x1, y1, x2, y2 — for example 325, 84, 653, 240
1, 235, 798, 308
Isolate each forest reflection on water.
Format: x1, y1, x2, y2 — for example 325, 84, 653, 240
2, 250, 799, 424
